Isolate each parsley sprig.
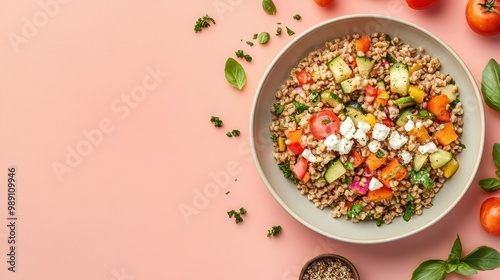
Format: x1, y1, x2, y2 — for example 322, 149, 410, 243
267, 225, 282, 237
194, 14, 216, 33
227, 208, 247, 224
210, 116, 223, 127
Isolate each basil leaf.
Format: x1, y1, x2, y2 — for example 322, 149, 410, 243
461, 246, 500, 271
347, 203, 364, 218
411, 260, 447, 280
258, 32, 270, 44
403, 203, 415, 222
411, 169, 434, 190
448, 235, 462, 264
455, 262, 477, 276
481, 59, 500, 113
262, 0, 276, 15
445, 263, 457, 273
478, 178, 500, 192
224, 57, 246, 90
493, 143, 500, 169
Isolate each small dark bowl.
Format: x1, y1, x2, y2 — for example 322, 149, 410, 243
299, 254, 360, 280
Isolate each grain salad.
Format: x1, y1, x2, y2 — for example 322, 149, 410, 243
269, 32, 464, 225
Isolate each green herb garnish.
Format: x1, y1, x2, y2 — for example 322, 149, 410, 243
345, 161, 354, 171
292, 101, 309, 114
262, 0, 277, 15
376, 150, 385, 158
411, 235, 500, 280
411, 169, 434, 190
258, 32, 270, 44
226, 129, 240, 137
481, 59, 500, 113
347, 203, 364, 218
224, 57, 246, 90
246, 41, 254, 46
267, 225, 282, 237
479, 143, 500, 192
210, 116, 223, 127
194, 14, 216, 33
276, 26, 282, 36
273, 103, 284, 115
286, 26, 295, 36
293, 14, 301, 20
278, 161, 298, 183
235, 50, 252, 62
227, 208, 247, 224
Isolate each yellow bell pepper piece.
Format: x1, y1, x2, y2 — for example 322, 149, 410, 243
408, 85, 426, 104
362, 113, 377, 128
278, 137, 286, 152
409, 63, 423, 76
443, 158, 459, 178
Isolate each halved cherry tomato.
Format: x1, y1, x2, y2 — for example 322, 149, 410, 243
382, 118, 392, 127
313, 0, 333, 7
293, 157, 308, 180
365, 84, 378, 97
355, 35, 370, 53
466, 0, 500, 36
405, 0, 439, 10
309, 109, 341, 140
480, 197, 500, 236
296, 69, 313, 85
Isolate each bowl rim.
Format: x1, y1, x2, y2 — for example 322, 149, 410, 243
299, 253, 360, 280
250, 14, 485, 244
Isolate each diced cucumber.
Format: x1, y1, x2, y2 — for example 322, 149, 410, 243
320, 90, 344, 108
324, 158, 347, 183
327, 56, 353, 83
429, 149, 453, 169
394, 96, 416, 109
390, 62, 410, 96
376, 80, 386, 90
396, 107, 415, 127
356, 56, 375, 78
417, 109, 435, 120
344, 102, 366, 126
308, 91, 320, 106
413, 152, 429, 172
340, 78, 359, 94
440, 84, 457, 103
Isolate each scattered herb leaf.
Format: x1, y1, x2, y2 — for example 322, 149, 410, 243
479, 178, 500, 192
292, 101, 309, 114
411, 169, 434, 190
227, 208, 247, 224
286, 26, 295, 36
267, 225, 282, 237
293, 14, 301, 20
376, 150, 385, 158
276, 26, 282, 36
258, 32, 270, 44
210, 116, 223, 127
347, 203, 364, 218
481, 59, 500, 113
246, 41, 254, 46
224, 57, 246, 90
235, 50, 252, 62
194, 14, 216, 33
262, 0, 277, 15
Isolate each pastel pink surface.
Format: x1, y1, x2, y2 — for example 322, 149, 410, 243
0, 0, 499, 279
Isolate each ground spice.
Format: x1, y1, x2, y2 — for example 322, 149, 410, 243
301, 257, 356, 280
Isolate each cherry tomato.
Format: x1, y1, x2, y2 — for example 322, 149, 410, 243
309, 109, 340, 140
466, 0, 500, 36
355, 36, 370, 53
287, 141, 304, 155
480, 197, 500, 236
293, 157, 308, 180
296, 69, 313, 85
314, 0, 333, 7
364, 84, 378, 97
405, 0, 440, 9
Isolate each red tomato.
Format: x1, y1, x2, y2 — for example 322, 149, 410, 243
355, 36, 370, 53
287, 141, 304, 155
293, 157, 308, 180
466, 0, 500, 36
480, 197, 500, 236
365, 84, 378, 97
382, 118, 392, 127
309, 110, 341, 140
314, 0, 333, 7
296, 69, 313, 85
405, 0, 440, 9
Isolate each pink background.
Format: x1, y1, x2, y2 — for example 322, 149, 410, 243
1, 0, 500, 279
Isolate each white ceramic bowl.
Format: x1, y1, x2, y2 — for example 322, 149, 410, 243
250, 15, 484, 244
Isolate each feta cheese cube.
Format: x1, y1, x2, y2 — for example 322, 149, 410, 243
404, 118, 415, 132
340, 117, 356, 140
353, 129, 368, 146
415, 121, 423, 129
372, 123, 390, 141
418, 142, 438, 154
369, 177, 384, 191
357, 121, 371, 133
337, 138, 354, 155
324, 134, 340, 151
368, 140, 381, 153
388, 131, 408, 150
301, 149, 317, 162
400, 150, 412, 164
